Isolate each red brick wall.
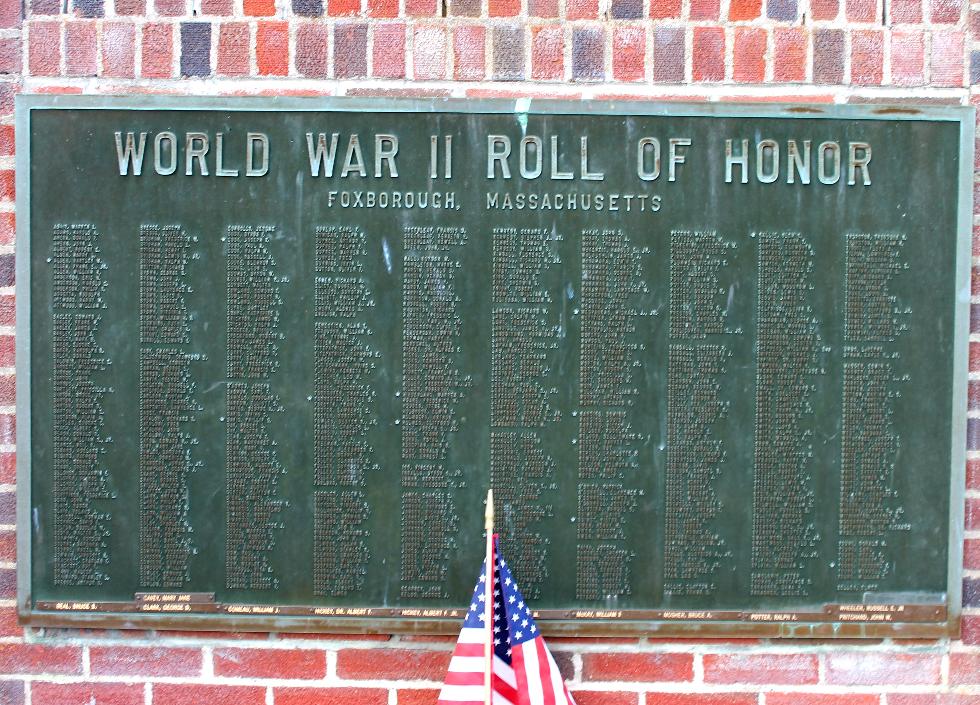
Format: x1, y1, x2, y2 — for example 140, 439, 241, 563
0, 0, 978, 700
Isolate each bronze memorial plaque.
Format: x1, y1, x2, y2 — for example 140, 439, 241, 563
15, 96, 972, 637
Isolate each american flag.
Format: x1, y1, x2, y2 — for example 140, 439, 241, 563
437, 536, 576, 705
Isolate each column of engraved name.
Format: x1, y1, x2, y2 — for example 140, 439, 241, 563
751, 233, 824, 597
139, 225, 202, 588
52, 224, 113, 585
400, 227, 469, 599
664, 231, 733, 596
226, 226, 285, 590
313, 226, 375, 596
490, 227, 561, 598
838, 233, 910, 591
576, 229, 645, 601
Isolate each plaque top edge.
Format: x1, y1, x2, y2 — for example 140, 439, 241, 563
13, 93, 975, 123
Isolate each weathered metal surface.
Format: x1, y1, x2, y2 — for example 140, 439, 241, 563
15, 96, 973, 637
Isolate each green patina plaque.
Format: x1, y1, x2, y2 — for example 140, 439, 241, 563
15, 97, 972, 637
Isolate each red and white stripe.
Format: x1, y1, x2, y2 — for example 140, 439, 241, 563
510, 636, 576, 705
437, 627, 519, 705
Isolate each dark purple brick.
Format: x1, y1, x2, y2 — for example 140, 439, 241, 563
767, 0, 796, 19
0, 681, 23, 705
971, 51, 980, 84
30, 0, 60, 14
0, 255, 11, 287
180, 22, 211, 77
965, 577, 980, 607
813, 28, 844, 84
572, 27, 603, 81
653, 26, 685, 83
611, 0, 641, 17
73, 0, 104, 16
970, 417, 980, 450
334, 23, 367, 78
552, 652, 574, 681
292, 0, 323, 15
450, 0, 480, 15
492, 25, 524, 80
0, 493, 13, 525
972, 303, 980, 333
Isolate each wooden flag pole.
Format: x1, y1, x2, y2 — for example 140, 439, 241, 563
484, 488, 494, 705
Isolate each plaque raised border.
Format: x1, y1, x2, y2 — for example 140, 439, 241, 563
14, 95, 973, 638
